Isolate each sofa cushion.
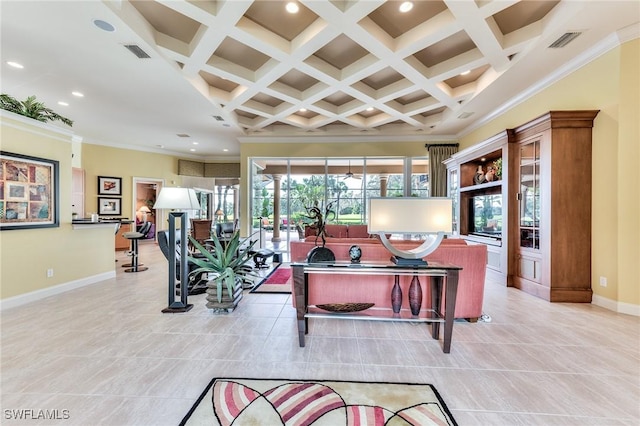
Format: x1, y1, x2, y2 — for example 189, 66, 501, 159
304, 226, 316, 238
324, 224, 348, 238
347, 224, 369, 238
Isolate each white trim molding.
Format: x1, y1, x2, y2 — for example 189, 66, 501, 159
592, 294, 640, 317
0, 271, 116, 311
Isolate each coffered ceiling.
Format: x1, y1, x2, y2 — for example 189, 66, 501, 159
1, 1, 638, 159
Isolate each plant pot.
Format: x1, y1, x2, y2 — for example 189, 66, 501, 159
205, 278, 243, 313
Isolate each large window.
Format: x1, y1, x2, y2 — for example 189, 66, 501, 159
249, 157, 430, 252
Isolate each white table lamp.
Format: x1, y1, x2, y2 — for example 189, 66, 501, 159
368, 197, 453, 265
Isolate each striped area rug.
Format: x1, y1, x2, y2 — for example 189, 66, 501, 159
181, 378, 457, 426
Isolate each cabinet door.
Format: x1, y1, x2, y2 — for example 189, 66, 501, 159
518, 140, 540, 250
115, 223, 133, 251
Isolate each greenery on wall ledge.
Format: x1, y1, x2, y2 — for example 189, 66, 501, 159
0, 94, 73, 127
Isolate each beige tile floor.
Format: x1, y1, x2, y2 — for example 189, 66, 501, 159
1, 241, 639, 425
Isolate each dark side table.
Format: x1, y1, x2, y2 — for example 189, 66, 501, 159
291, 261, 462, 354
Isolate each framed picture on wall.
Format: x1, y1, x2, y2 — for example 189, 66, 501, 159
98, 176, 122, 196
0, 151, 60, 230
98, 197, 121, 216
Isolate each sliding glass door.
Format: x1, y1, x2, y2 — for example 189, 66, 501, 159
249, 157, 428, 255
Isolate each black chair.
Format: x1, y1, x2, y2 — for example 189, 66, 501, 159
122, 221, 152, 273
216, 221, 236, 239
157, 230, 208, 295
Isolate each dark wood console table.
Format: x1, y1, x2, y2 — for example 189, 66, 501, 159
291, 261, 461, 353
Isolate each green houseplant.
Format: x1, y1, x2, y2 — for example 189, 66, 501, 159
0, 94, 73, 126
188, 231, 258, 312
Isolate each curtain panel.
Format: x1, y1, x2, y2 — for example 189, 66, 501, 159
427, 144, 458, 197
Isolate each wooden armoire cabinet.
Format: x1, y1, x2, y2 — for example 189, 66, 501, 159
447, 110, 599, 303
508, 110, 599, 302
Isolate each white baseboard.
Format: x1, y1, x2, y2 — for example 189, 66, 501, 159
592, 294, 640, 317
0, 271, 116, 311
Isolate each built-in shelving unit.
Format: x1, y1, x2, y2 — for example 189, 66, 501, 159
445, 131, 511, 283
446, 111, 599, 302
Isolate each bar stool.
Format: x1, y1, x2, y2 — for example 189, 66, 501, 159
123, 221, 152, 273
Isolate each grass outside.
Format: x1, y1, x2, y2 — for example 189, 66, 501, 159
253, 213, 365, 228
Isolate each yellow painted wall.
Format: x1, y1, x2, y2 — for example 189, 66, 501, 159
616, 40, 640, 307
460, 40, 639, 308
80, 143, 183, 222
0, 114, 115, 299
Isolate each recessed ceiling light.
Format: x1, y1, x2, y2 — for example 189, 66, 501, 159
460, 70, 471, 76
190, 148, 196, 152
72, 91, 84, 97
7, 61, 24, 69
57, 101, 69, 106
223, 148, 229, 152
299, 108, 307, 112
286, 2, 299, 13
192, 142, 199, 145
399, 2, 413, 13
366, 107, 374, 112
93, 19, 115, 32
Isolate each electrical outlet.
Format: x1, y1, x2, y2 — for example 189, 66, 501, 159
47, 269, 54, 278
599, 276, 607, 287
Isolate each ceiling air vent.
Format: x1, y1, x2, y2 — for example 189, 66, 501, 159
458, 112, 474, 119
176, 133, 190, 138
212, 115, 224, 121
124, 44, 151, 58
548, 32, 582, 48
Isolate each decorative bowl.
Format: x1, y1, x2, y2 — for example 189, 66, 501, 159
316, 303, 374, 312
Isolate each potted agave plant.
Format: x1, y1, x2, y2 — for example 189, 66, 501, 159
188, 231, 258, 313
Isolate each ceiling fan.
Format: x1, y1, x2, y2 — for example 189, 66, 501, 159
343, 161, 361, 180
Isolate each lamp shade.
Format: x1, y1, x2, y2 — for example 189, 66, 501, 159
367, 197, 453, 263
368, 197, 453, 234
153, 187, 201, 210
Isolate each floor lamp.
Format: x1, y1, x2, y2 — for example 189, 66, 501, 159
153, 187, 201, 313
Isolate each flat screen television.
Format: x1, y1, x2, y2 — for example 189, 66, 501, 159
471, 194, 502, 239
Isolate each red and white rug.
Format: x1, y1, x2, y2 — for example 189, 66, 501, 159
181, 378, 456, 426
250, 265, 291, 294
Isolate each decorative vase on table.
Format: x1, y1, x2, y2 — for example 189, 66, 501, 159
408, 275, 422, 316
304, 200, 337, 263
391, 275, 402, 314
349, 245, 362, 263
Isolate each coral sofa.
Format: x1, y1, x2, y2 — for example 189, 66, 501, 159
304, 224, 370, 239
289, 238, 487, 321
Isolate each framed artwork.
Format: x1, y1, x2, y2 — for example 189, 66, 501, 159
0, 151, 59, 230
98, 197, 121, 216
98, 176, 122, 196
